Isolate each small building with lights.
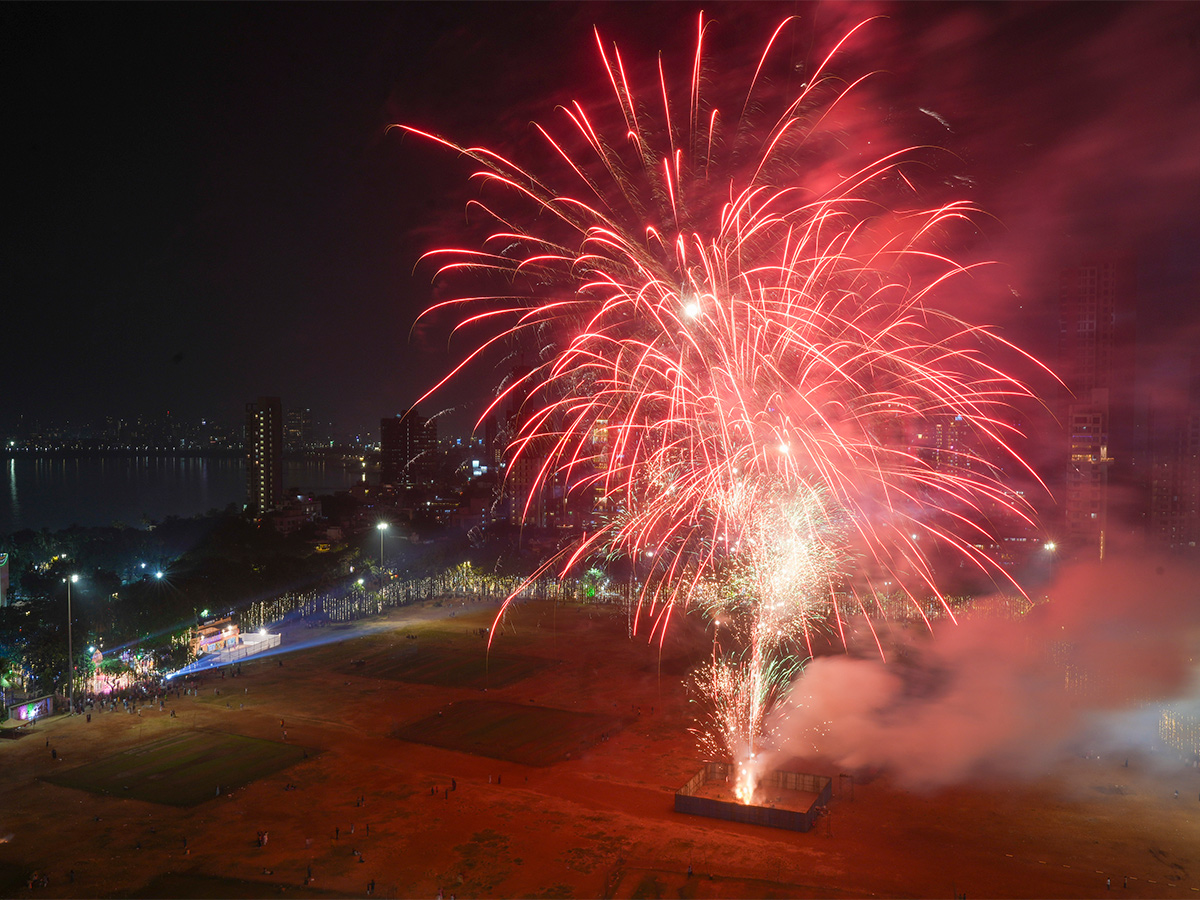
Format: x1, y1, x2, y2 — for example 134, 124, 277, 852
6, 695, 54, 723
191, 616, 241, 657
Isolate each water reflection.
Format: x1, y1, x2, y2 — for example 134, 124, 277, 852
6, 458, 18, 523
0, 456, 365, 534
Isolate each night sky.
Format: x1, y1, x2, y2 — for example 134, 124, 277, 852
8, 2, 1200, 440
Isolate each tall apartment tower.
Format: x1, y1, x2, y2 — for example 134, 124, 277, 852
246, 397, 284, 517
380, 408, 437, 487
1058, 259, 1136, 559
1064, 390, 1112, 557
914, 414, 975, 476
1149, 408, 1200, 551
284, 407, 312, 453
1148, 355, 1200, 553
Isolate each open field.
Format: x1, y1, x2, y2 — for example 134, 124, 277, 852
396, 700, 624, 767
43, 731, 313, 807
339, 644, 549, 690
124, 872, 347, 899
1, 596, 1198, 899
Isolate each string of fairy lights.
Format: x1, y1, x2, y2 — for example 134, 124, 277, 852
238, 563, 633, 632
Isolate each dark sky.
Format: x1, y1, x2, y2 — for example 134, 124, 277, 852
7, 2, 1200, 440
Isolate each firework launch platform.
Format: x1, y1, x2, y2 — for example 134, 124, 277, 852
674, 762, 832, 832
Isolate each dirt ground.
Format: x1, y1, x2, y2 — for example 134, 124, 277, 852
1, 597, 1198, 899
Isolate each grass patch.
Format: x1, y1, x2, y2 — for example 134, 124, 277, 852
339, 645, 546, 689
44, 731, 313, 807
449, 828, 513, 895
0, 861, 29, 896
117, 872, 347, 898
631, 873, 665, 899
394, 700, 623, 766
532, 885, 575, 899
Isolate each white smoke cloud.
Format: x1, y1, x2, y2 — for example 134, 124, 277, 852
765, 549, 1200, 789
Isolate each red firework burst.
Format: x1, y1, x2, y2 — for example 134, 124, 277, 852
397, 13, 1052, 655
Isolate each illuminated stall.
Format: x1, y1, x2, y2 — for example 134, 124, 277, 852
191, 616, 241, 657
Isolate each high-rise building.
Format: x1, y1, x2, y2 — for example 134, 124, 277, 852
285, 407, 312, 453
912, 414, 975, 476
246, 397, 283, 517
483, 414, 500, 469
1149, 409, 1200, 552
1057, 258, 1136, 559
1065, 389, 1113, 557
1148, 357, 1200, 553
503, 364, 534, 432
380, 409, 437, 487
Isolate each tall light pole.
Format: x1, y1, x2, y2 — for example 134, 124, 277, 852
64, 574, 78, 714
377, 522, 389, 571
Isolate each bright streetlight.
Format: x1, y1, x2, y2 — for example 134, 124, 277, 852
1043, 540, 1058, 583
64, 574, 79, 713
377, 522, 389, 569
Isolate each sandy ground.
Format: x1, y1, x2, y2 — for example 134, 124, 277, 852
1, 597, 1198, 900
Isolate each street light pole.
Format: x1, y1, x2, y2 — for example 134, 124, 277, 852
65, 574, 78, 714
377, 522, 389, 570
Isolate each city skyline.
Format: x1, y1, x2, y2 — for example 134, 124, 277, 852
8, 2, 1200, 445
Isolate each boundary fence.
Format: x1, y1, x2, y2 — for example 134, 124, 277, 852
212, 632, 282, 663
674, 762, 831, 832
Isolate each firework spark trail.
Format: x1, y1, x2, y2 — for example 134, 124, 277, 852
397, 13, 1050, 792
